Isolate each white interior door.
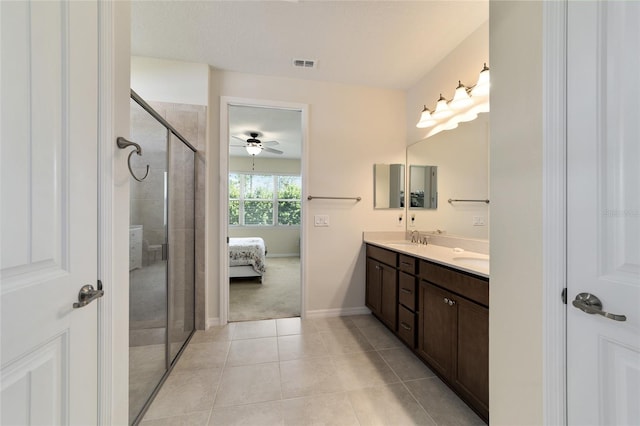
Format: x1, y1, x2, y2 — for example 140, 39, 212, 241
1, 1, 100, 424
567, 2, 640, 425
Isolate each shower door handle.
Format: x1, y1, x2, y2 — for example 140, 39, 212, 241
72, 280, 104, 308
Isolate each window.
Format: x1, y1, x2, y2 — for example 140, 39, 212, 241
229, 173, 301, 226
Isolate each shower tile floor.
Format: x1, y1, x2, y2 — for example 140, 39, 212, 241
139, 315, 485, 425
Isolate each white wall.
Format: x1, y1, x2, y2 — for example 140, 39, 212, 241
131, 56, 209, 105
228, 157, 301, 256
208, 70, 407, 319
489, 1, 543, 424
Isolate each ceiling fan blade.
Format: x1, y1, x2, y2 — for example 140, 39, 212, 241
263, 147, 283, 155
231, 135, 246, 142
262, 140, 279, 146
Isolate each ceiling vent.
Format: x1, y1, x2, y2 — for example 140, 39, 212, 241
292, 59, 317, 69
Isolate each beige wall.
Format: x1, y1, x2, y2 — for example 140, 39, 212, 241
208, 70, 407, 318
228, 157, 302, 256
404, 20, 489, 241
131, 56, 209, 106
406, 21, 489, 145
489, 1, 543, 424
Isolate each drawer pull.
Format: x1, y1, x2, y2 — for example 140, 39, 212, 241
401, 262, 412, 267
443, 297, 456, 306
400, 322, 412, 331
400, 288, 413, 294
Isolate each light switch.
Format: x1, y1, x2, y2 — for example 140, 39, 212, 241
314, 215, 329, 227
473, 216, 486, 226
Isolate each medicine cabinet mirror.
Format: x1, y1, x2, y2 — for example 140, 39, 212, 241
373, 163, 405, 209
409, 165, 438, 209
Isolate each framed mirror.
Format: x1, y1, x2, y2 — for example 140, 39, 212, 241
409, 165, 437, 209
373, 164, 405, 209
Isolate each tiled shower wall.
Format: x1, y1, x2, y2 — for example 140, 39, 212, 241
149, 102, 207, 331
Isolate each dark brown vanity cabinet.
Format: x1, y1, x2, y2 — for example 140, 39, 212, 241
397, 254, 418, 347
418, 260, 489, 421
365, 245, 398, 330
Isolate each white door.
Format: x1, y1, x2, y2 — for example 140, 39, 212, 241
567, 1, 640, 425
1, 1, 100, 424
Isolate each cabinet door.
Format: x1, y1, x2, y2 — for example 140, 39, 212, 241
455, 297, 489, 416
379, 263, 397, 330
366, 258, 382, 314
418, 281, 456, 379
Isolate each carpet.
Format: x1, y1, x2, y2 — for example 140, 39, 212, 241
229, 257, 301, 322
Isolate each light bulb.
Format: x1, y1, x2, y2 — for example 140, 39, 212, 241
431, 94, 453, 120
471, 63, 490, 97
416, 105, 436, 128
449, 81, 472, 110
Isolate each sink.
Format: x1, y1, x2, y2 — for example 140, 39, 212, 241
453, 256, 490, 269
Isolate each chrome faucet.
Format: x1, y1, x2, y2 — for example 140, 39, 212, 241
421, 235, 429, 245
410, 230, 419, 243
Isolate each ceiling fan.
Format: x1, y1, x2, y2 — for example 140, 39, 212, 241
231, 132, 283, 156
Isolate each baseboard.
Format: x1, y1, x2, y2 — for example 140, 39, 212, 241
304, 306, 371, 319
206, 317, 221, 328
266, 253, 300, 258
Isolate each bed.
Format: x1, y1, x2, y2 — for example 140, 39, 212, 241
229, 237, 267, 281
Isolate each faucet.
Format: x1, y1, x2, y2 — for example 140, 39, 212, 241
421, 235, 429, 245
410, 230, 419, 243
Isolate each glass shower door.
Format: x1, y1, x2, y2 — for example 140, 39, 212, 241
128, 99, 168, 424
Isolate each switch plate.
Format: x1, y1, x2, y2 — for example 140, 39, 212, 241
473, 216, 486, 226
314, 214, 329, 227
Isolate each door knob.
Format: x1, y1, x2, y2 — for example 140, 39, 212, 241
73, 281, 104, 309
572, 292, 626, 322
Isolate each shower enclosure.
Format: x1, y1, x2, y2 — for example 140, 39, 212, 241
126, 91, 196, 425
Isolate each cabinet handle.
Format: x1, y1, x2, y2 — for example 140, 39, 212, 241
444, 297, 449, 304
444, 297, 456, 306
400, 322, 412, 331
401, 262, 412, 267
400, 288, 412, 294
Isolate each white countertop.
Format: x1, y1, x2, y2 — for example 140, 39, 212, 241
364, 238, 490, 279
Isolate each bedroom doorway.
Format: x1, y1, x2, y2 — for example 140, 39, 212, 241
221, 99, 307, 323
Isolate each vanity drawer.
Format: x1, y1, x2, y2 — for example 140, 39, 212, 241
419, 260, 489, 307
366, 244, 397, 267
398, 272, 416, 311
398, 254, 417, 274
398, 305, 416, 347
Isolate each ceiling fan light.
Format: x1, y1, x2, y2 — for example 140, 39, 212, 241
416, 105, 436, 128
449, 81, 472, 110
245, 145, 262, 156
431, 94, 453, 120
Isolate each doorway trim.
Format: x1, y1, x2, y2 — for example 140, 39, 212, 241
542, 1, 567, 425
219, 96, 309, 325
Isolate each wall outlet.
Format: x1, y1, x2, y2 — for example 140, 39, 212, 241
314, 214, 329, 227
473, 216, 486, 226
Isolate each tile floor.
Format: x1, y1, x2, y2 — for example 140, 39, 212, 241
140, 315, 486, 426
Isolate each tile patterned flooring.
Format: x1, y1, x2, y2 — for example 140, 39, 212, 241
140, 315, 485, 426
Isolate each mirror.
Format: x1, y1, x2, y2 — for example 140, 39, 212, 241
409, 165, 437, 209
374, 164, 405, 209
407, 113, 489, 239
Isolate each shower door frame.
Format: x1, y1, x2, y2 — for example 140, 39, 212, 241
218, 97, 309, 326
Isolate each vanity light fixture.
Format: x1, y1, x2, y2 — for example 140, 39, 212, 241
415, 63, 490, 136
416, 105, 436, 128
432, 94, 453, 120
449, 81, 473, 110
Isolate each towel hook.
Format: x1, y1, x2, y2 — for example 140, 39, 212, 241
116, 137, 149, 182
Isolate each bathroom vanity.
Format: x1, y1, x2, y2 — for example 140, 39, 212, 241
364, 238, 489, 422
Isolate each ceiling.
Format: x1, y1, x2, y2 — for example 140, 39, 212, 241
131, 1, 489, 159
228, 105, 302, 159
